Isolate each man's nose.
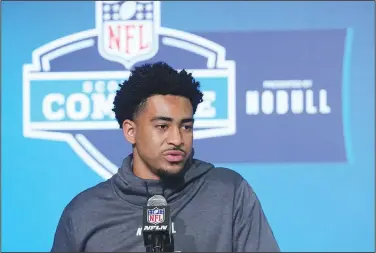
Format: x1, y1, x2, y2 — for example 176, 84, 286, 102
167, 126, 183, 146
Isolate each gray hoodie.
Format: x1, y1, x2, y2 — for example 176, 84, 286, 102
51, 154, 280, 252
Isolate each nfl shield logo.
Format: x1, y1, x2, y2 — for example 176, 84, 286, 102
147, 207, 165, 225
95, 1, 161, 69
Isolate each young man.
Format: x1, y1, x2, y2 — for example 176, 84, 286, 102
51, 62, 280, 252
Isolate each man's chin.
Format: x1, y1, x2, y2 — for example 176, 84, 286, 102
156, 164, 185, 178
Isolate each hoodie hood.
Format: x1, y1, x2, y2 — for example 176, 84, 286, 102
111, 152, 214, 207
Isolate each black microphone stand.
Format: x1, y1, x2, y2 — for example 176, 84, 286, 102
151, 234, 166, 252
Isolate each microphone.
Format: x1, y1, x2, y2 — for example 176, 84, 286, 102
142, 195, 172, 252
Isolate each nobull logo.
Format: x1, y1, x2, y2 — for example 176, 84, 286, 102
23, 1, 352, 179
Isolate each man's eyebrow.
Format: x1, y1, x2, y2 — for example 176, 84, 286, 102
181, 118, 194, 123
150, 116, 173, 122
150, 116, 194, 123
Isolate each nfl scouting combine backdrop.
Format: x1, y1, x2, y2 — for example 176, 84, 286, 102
23, 1, 348, 177
2, 1, 375, 252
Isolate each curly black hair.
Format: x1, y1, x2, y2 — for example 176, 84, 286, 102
112, 61, 204, 128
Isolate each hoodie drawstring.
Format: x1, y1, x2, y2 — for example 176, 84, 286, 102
162, 184, 166, 199
144, 181, 151, 204
144, 181, 167, 205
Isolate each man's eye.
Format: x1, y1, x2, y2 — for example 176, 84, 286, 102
182, 125, 193, 130
156, 125, 168, 130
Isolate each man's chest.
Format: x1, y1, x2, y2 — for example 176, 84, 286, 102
83, 207, 233, 252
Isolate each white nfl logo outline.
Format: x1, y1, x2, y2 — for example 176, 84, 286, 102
95, 0, 161, 69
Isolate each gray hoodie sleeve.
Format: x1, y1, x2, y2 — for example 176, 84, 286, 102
50, 208, 79, 252
232, 179, 280, 252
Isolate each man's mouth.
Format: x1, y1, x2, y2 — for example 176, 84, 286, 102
163, 150, 185, 163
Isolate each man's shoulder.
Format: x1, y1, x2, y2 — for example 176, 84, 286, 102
62, 178, 114, 217
194, 158, 245, 187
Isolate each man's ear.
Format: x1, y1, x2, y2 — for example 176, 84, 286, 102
122, 120, 136, 145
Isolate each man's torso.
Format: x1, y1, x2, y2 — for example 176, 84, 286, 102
79, 178, 237, 252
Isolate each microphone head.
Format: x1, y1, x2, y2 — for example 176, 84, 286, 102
147, 195, 167, 207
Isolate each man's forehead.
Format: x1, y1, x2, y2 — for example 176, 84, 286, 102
136, 95, 193, 121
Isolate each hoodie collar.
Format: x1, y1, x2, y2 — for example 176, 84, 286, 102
111, 152, 213, 207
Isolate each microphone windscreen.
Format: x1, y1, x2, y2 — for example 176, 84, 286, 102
147, 195, 167, 206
